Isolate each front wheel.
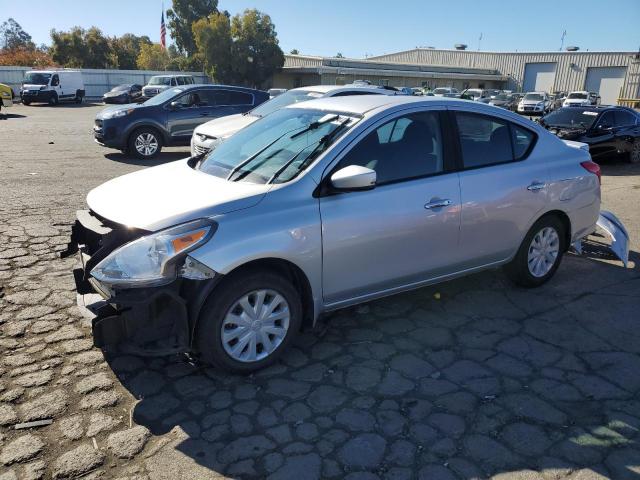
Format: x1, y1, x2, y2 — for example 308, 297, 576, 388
22, 100, 30, 106
504, 216, 566, 287
195, 270, 302, 373
128, 128, 162, 159
629, 139, 640, 164
48, 92, 58, 106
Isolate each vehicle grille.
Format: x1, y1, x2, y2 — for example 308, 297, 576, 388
193, 144, 210, 156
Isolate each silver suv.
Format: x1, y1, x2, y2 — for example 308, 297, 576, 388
142, 74, 195, 98
66, 95, 601, 372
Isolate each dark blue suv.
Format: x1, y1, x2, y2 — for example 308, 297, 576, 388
94, 84, 268, 159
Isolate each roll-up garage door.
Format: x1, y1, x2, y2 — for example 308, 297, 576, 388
585, 67, 627, 105
523, 63, 557, 92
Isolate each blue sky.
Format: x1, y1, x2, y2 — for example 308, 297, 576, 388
5, 0, 640, 57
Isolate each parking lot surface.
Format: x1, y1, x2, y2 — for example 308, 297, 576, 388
1, 103, 639, 480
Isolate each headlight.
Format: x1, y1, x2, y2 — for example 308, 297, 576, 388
91, 219, 217, 288
102, 108, 135, 119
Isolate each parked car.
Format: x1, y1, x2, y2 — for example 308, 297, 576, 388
0, 82, 13, 113
103, 84, 143, 104
190, 84, 398, 157
432, 87, 459, 97
550, 92, 567, 111
487, 93, 518, 110
68, 95, 602, 372
517, 92, 552, 115
461, 88, 489, 101
486, 89, 502, 99
20, 69, 85, 106
540, 105, 640, 163
563, 91, 593, 108
142, 75, 195, 98
411, 87, 424, 96
94, 84, 268, 159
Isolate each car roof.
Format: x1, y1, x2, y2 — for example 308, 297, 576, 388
183, 84, 266, 94
286, 94, 531, 118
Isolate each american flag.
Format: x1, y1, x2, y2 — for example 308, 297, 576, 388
160, 7, 166, 49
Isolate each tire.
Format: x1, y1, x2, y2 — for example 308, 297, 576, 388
128, 127, 162, 159
75, 94, 83, 104
48, 92, 58, 106
504, 215, 566, 288
195, 270, 302, 373
629, 139, 640, 164
22, 100, 30, 106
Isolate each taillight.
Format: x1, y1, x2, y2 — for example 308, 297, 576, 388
580, 160, 601, 185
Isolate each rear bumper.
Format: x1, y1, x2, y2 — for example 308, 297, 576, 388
63, 210, 219, 354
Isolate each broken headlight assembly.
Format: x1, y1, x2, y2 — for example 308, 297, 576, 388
91, 219, 217, 288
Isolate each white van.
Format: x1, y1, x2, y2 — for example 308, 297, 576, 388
21, 70, 85, 106
142, 75, 195, 98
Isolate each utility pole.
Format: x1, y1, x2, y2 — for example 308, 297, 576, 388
478, 32, 483, 51
559, 30, 566, 51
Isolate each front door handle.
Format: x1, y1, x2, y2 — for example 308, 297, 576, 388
424, 199, 452, 210
527, 182, 547, 191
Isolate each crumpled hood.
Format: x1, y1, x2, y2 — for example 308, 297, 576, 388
194, 114, 257, 139
543, 125, 586, 140
87, 159, 270, 230
103, 90, 127, 97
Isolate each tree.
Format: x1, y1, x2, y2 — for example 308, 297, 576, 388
193, 8, 284, 88
50, 26, 113, 68
137, 43, 171, 70
335, 52, 344, 58
167, 0, 218, 56
111, 34, 152, 70
0, 18, 34, 50
289, 48, 299, 55
193, 13, 232, 81
0, 47, 54, 67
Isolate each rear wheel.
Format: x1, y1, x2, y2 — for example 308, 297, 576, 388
195, 270, 302, 373
629, 139, 640, 164
505, 215, 566, 287
128, 128, 162, 159
75, 93, 83, 104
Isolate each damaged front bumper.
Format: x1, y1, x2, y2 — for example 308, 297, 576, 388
573, 210, 630, 267
61, 210, 220, 355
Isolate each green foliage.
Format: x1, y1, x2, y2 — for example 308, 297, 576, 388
111, 34, 152, 70
50, 26, 113, 68
289, 49, 299, 55
0, 18, 34, 50
193, 8, 284, 87
167, 0, 218, 56
335, 52, 344, 58
136, 43, 171, 70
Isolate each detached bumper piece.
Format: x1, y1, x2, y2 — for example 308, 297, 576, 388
63, 210, 217, 356
573, 210, 630, 267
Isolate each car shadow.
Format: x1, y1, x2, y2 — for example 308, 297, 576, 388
599, 156, 640, 176
104, 151, 189, 166
0, 113, 26, 120
21, 101, 101, 108
105, 249, 640, 479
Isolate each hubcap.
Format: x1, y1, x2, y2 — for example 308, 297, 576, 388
527, 226, 560, 278
134, 133, 158, 156
221, 289, 290, 362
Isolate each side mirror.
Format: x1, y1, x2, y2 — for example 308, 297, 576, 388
598, 123, 611, 130
330, 165, 376, 191
169, 101, 180, 110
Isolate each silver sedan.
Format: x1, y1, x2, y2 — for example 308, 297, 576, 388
68, 95, 601, 372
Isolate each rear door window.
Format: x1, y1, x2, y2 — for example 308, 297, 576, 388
229, 91, 253, 105
614, 110, 638, 127
454, 112, 535, 168
176, 77, 185, 86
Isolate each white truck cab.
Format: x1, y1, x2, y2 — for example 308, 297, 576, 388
21, 70, 85, 106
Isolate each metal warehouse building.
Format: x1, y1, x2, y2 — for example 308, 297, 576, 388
276, 49, 640, 105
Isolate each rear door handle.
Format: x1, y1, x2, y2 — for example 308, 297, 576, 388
527, 182, 546, 191
424, 199, 452, 209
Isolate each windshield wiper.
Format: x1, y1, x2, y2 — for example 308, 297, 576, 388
225, 115, 340, 182
267, 117, 351, 184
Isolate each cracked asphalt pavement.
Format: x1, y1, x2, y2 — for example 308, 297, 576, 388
1, 103, 639, 480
